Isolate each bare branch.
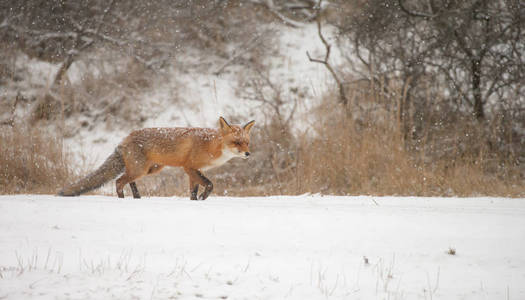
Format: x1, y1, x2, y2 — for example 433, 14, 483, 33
306, 16, 348, 106
53, 0, 116, 86
0, 93, 20, 127
213, 31, 267, 76
398, 0, 438, 18
248, 0, 306, 28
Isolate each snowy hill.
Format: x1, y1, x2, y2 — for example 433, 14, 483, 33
1, 195, 524, 299
52, 22, 337, 166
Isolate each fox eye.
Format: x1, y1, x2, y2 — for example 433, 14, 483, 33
233, 141, 242, 146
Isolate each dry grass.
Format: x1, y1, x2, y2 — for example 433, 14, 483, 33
207, 86, 524, 198
5, 85, 522, 197
294, 103, 522, 197
3, 58, 522, 198
0, 124, 79, 194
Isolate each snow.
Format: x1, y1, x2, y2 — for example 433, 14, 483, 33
1, 195, 524, 299
58, 22, 343, 166
2, 22, 343, 168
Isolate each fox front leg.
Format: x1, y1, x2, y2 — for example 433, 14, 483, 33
192, 169, 213, 200
189, 178, 199, 200
197, 171, 213, 200
129, 182, 141, 199
184, 168, 214, 200
191, 185, 199, 200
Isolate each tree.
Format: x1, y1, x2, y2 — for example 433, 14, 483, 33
0, 0, 182, 85
0, 0, 252, 121
335, 0, 524, 122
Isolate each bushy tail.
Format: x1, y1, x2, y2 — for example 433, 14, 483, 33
58, 148, 125, 196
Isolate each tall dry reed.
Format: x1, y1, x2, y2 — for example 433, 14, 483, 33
0, 124, 78, 194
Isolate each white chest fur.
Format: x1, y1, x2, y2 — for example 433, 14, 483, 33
201, 147, 239, 171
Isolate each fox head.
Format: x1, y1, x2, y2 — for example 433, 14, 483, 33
219, 117, 255, 159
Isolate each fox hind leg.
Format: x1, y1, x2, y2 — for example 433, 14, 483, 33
116, 174, 132, 198
116, 169, 147, 198
116, 150, 151, 198
117, 164, 163, 199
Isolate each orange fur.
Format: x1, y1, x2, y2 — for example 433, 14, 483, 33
59, 117, 255, 200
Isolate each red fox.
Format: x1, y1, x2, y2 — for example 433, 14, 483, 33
58, 117, 255, 200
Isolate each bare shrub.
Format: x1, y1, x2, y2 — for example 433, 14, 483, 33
118, 82, 523, 198
0, 124, 79, 194
334, 0, 524, 122
293, 89, 523, 197
207, 77, 523, 197
296, 94, 422, 195
32, 57, 161, 131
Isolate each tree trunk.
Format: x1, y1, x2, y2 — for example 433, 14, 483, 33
53, 54, 75, 86
472, 58, 484, 120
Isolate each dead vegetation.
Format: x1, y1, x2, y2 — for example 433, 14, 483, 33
0, 124, 79, 194
3, 60, 522, 197
213, 87, 523, 197
2, 77, 522, 197
0, 0, 522, 197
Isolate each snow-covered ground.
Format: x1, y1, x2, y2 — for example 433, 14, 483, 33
1, 195, 524, 299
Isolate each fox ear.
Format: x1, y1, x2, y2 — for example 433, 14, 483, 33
243, 120, 255, 133
219, 117, 232, 134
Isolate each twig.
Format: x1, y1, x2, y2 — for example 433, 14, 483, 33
249, 0, 304, 28
213, 32, 266, 75
306, 14, 348, 106
397, 0, 437, 19
0, 93, 20, 126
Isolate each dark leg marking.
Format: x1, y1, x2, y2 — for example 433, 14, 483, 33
190, 184, 199, 200
130, 182, 141, 199
196, 170, 213, 200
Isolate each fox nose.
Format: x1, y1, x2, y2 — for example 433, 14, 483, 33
245, 152, 250, 157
